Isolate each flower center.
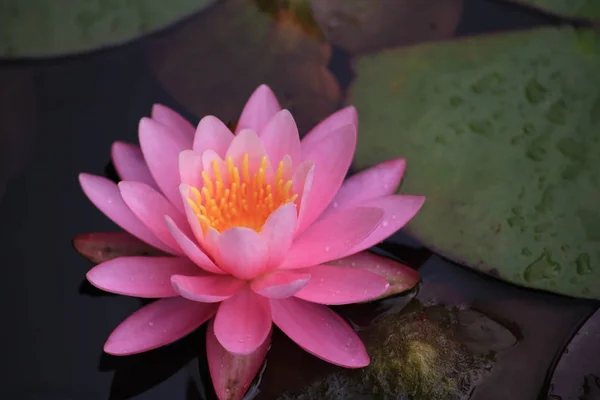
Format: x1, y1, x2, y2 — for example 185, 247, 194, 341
186, 154, 297, 233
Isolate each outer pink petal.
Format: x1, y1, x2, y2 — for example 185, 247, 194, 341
206, 320, 270, 400
179, 150, 204, 188
260, 109, 301, 168
341, 195, 426, 257
151, 104, 195, 137
111, 142, 158, 189
235, 84, 281, 135
78, 173, 176, 254
260, 203, 298, 271
216, 228, 269, 280
329, 252, 420, 299
171, 275, 244, 303
300, 106, 357, 157
139, 117, 192, 211
104, 297, 217, 355
293, 265, 389, 305
250, 271, 310, 299
164, 216, 225, 274
320, 158, 406, 220
270, 297, 369, 367
280, 207, 383, 270
193, 115, 234, 157
119, 181, 190, 253
214, 287, 272, 355
296, 124, 357, 234
87, 256, 201, 298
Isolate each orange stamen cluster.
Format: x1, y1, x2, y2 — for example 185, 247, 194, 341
187, 154, 297, 233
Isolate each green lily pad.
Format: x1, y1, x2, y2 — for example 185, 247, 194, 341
349, 27, 600, 299
500, 0, 600, 19
0, 0, 216, 57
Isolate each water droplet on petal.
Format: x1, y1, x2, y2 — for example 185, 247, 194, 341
391, 214, 397, 220
351, 262, 357, 267
148, 321, 154, 327
324, 246, 331, 252
382, 220, 389, 227
332, 201, 339, 209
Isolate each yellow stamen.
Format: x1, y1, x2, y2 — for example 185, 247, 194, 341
187, 154, 298, 233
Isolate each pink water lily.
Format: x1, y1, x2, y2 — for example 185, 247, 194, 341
79, 85, 424, 399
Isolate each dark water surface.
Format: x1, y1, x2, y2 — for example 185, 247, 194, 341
0, 0, 598, 399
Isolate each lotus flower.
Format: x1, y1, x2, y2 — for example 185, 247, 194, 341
79, 85, 424, 399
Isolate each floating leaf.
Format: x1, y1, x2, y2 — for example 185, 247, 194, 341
73, 232, 168, 264
148, 0, 340, 134
350, 27, 600, 299
0, 0, 216, 57
272, 302, 516, 400
499, 0, 600, 20
310, 0, 462, 55
548, 308, 600, 399
329, 251, 420, 300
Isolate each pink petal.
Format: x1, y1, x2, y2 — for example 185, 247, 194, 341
214, 287, 272, 355
104, 297, 217, 355
320, 158, 406, 220
171, 275, 244, 303
206, 320, 270, 400
260, 109, 301, 168
151, 104, 195, 137
164, 216, 225, 274
87, 256, 201, 298
296, 124, 357, 234
139, 117, 192, 211
179, 183, 207, 247
235, 84, 281, 135
111, 142, 157, 189
260, 203, 298, 271
270, 297, 369, 367
292, 160, 315, 227
119, 181, 190, 253
193, 115, 234, 157
300, 106, 357, 157
280, 207, 383, 270
250, 270, 310, 299
329, 252, 420, 299
78, 173, 175, 254
225, 129, 270, 175
215, 228, 269, 280
341, 195, 426, 257
179, 150, 204, 188
293, 265, 389, 305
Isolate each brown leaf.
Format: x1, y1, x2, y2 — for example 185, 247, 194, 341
310, 0, 463, 55
147, 0, 340, 134
73, 232, 169, 264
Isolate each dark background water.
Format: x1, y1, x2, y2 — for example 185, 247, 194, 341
0, 0, 598, 399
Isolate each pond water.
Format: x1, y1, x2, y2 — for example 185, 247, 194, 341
1, 0, 599, 399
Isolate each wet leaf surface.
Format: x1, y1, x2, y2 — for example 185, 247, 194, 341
499, 0, 600, 20
148, 0, 341, 134
350, 27, 600, 299
73, 231, 169, 264
310, 0, 463, 55
0, 0, 216, 57
548, 308, 600, 400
